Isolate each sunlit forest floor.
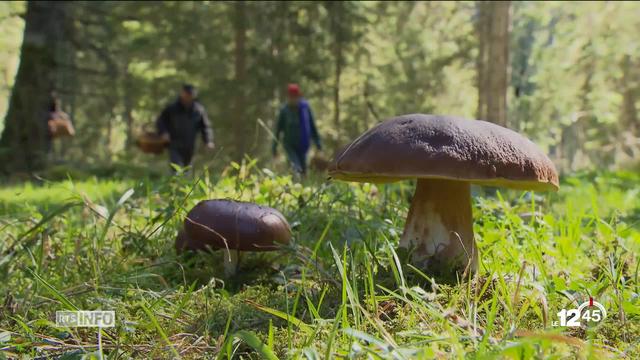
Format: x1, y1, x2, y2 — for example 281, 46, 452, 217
0, 163, 639, 359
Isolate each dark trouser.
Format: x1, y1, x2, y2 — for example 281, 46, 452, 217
169, 147, 194, 172
284, 146, 308, 175
45, 136, 53, 154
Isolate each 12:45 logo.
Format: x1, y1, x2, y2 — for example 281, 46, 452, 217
554, 297, 607, 327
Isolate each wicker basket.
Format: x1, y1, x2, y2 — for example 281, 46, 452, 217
136, 125, 169, 154
310, 154, 330, 172
48, 112, 75, 138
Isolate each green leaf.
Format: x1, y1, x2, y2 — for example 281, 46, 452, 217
0, 201, 83, 268
140, 302, 181, 359
116, 188, 135, 207
244, 299, 313, 334
233, 330, 279, 360
24, 267, 78, 311
57, 350, 85, 360
342, 328, 389, 352
0, 331, 11, 343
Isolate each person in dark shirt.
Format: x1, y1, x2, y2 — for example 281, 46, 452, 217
156, 84, 214, 171
45, 91, 74, 158
272, 84, 321, 176
45, 93, 60, 154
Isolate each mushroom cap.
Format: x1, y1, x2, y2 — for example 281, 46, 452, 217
175, 228, 206, 253
329, 114, 559, 191
184, 200, 291, 252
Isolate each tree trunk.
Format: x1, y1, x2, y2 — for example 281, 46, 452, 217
326, 2, 344, 135
618, 54, 639, 160
475, 2, 488, 121
332, 17, 343, 130
272, 2, 288, 101
621, 55, 639, 136
333, 40, 342, 130
0, 1, 69, 173
124, 89, 134, 150
476, 1, 510, 127
232, 1, 247, 160
564, 58, 594, 172
123, 60, 135, 150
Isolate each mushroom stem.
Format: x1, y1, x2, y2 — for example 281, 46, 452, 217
223, 249, 240, 277
400, 178, 477, 278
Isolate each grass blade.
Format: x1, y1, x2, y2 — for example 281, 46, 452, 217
140, 302, 181, 359
233, 330, 279, 360
24, 267, 78, 311
244, 299, 313, 334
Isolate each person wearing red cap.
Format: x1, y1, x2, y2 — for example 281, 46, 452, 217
272, 83, 322, 176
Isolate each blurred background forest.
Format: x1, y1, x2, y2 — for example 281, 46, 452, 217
1, 1, 640, 176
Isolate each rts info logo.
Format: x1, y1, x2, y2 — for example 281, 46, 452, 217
553, 297, 606, 327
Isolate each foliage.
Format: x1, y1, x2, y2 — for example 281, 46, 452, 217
0, 2, 639, 358
0, 1, 25, 135
1, 1, 639, 170
0, 164, 638, 358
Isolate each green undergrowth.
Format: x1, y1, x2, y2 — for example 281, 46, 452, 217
0, 162, 638, 359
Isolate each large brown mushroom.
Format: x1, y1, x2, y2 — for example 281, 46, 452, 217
177, 199, 291, 276
329, 114, 558, 279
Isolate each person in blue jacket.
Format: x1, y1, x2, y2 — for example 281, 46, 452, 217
272, 84, 321, 176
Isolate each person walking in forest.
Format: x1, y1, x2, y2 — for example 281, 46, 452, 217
45, 92, 74, 160
272, 84, 322, 176
156, 84, 214, 173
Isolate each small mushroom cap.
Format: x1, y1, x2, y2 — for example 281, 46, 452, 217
175, 228, 210, 253
184, 200, 291, 252
329, 114, 559, 191
175, 228, 188, 253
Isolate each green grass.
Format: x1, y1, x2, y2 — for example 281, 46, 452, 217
0, 162, 639, 359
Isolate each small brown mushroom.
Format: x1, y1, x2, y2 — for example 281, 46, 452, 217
329, 114, 558, 280
178, 199, 291, 276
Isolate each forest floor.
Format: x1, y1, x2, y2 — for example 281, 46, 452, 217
0, 163, 639, 359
